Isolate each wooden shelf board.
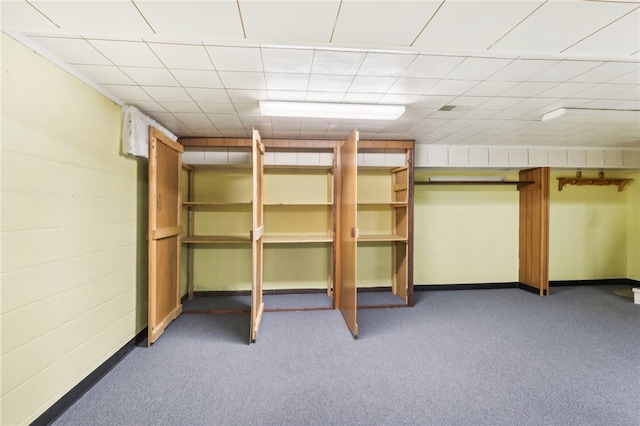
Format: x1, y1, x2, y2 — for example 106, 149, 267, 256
358, 201, 408, 207
264, 202, 332, 206
557, 176, 632, 192
358, 234, 407, 242
183, 202, 252, 207
264, 235, 333, 243
182, 235, 251, 244
415, 180, 533, 186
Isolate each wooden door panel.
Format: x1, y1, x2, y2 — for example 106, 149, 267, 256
518, 167, 550, 296
148, 128, 183, 344
250, 129, 265, 343
338, 129, 359, 338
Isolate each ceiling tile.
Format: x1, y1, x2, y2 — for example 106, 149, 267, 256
308, 75, 353, 92
170, 69, 223, 89
1, 1, 59, 29
142, 86, 192, 102
413, 1, 545, 51
501, 82, 559, 97
528, 60, 602, 82
239, 1, 339, 42
148, 43, 213, 70
218, 72, 266, 90
608, 67, 640, 84
73, 64, 134, 85
379, 93, 421, 105
29, 36, 111, 65
490, 1, 637, 54
99, 84, 153, 101
264, 73, 309, 90
348, 76, 397, 93
207, 113, 244, 128
332, 0, 441, 45
402, 55, 466, 79
126, 100, 166, 113
186, 88, 230, 103
121, 67, 178, 86
488, 59, 557, 82
226, 89, 268, 103
607, 85, 640, 100
135, 0, 244, 39
157, 101, 202, 113
445, 57, 512, 81
569, 62, 639, 83
462, 81, 520, 97
267, 90, 307, 101
305, 92, 346, 102
311, 49, 366, 75
576, 83, 635, 99
342, 93, 383, 103
425, 79, 479, 96
564, 8, 640, 56
31, 1, 152, 34
262, 48, 314, 73
173, 112, 213, 128
411, 95, 456, 109
197, 103, 237, 114
357, 53, 417, 77
538, 82, 598, 98
88, 40, 163, 67
206, 46, 263, 72
387, 77, 438, 95
477, 97, 526, 110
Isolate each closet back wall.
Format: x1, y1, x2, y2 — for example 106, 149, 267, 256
1, 34, 147, 425
413, 170, 520, 285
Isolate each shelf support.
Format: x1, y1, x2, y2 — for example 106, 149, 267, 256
557, 171, 632, 192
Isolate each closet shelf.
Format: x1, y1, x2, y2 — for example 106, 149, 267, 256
182, 235, 251, 244
264, 235, 333, 243
358, 201, 408, 207
183, 201, 251, 207
358, 234, 407, 242
415, 180, 533, 187
557, 171, 632, 192
264, 202, 332, 206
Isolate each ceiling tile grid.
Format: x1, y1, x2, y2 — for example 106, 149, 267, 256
2, 0, 639, 148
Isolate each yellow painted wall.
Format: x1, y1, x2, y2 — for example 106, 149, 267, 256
188, 168, 334, 291
1, 34, 146, 425
413, 170, 520, 284
412, 168, 638, 285
549, 170, 629, 280
624, 172, 639, 281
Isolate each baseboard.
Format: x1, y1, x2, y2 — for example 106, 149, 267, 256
415, 282, 519, 291
31, 328, 147, 426
414, 279, 639, 294
550, 278, 639, 287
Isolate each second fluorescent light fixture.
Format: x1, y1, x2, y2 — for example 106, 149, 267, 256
260, 101, 405, 120
541, 108, 567, 121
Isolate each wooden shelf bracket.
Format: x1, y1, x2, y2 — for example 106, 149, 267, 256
557, 171, 632, 192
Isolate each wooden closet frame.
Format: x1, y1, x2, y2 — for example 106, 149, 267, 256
178, 134, 415, 340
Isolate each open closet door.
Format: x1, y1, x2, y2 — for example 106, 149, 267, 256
250, 129, 265, 343
148, 128, 184, 345
518, 167, 550, 296
338, 129, 359, 338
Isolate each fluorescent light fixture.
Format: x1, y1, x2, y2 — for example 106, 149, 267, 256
541, 108, 567, 121
259, 101, 405, 120
541, 107, 640, 124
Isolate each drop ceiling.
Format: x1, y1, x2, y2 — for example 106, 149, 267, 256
2, 0, 639, 148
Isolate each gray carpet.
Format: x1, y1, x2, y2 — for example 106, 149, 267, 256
52, 285, 640, 426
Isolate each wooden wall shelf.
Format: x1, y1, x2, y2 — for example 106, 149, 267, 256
415, 180, 533, 187
557, 172, 632, 192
